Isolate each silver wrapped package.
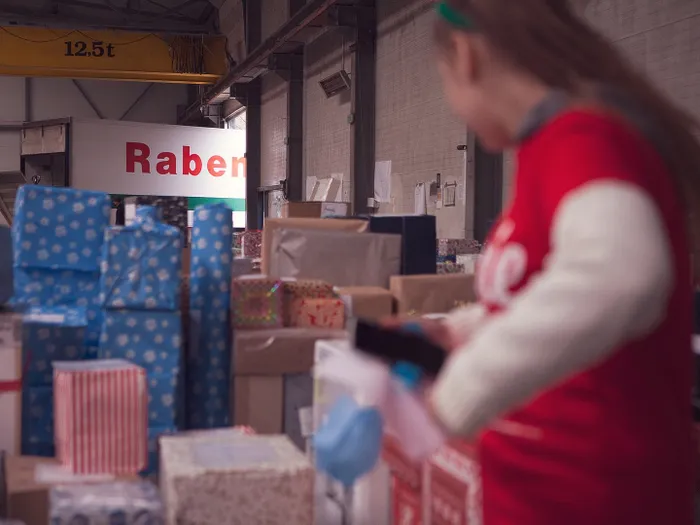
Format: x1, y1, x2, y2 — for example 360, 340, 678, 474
269, 228, 401, 287
49, 481, 164, 525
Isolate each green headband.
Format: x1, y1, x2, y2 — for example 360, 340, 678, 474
435, 1, 475, 30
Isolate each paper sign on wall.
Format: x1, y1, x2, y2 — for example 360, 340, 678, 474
374, 161, 392, 203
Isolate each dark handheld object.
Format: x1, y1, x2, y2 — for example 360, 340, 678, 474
350, 319, 447, 378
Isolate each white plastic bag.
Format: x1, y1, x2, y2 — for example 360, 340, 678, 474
315, 348, 446, 462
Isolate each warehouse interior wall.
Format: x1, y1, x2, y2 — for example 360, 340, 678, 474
0, 75, 188, 175
304, 30, 352, 203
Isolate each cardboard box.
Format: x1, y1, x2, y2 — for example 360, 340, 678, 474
282, 201, 349, 219
5, 456, 55, 525
0, 312, 22, 457
270, 228, 401, 287
336, 286, 394, 320
4, 456, 141, 525
233, 328, 347, 376
261, 218, 368, 274
390, 274, 477, 315
233, 376, 284, 434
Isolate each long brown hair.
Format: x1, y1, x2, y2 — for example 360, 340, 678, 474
436, 0, 700, 280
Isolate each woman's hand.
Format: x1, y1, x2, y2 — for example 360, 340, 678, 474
378, 316, 459, 353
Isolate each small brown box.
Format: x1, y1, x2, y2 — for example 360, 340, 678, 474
336, 286, 394, 321
390, 274, 476, 315
233, 328, 347, 376
233, 376, 285, 434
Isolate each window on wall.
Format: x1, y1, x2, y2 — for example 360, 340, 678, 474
226, 108, 247, 131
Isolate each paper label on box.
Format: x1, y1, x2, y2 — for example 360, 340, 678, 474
298, 406, 313, 438
24, 313, 65, 324
191, 440, 280, 469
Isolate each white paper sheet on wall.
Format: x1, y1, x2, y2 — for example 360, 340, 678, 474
374, 161, 392, 203
414, 183, 427, 214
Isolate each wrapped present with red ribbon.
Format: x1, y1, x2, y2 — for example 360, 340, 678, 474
54, 359, 148, 475
0, 312, 23, 456
282, 279, 336, 326
231, 277, 284, 329
289, 298, 345, 329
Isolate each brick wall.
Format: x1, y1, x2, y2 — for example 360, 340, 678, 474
303, 31, 353, 201
253, 0, 700, 236
376, 0, 468, 238
261, 74, 288, 190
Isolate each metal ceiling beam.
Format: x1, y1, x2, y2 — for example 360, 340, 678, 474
0, 7, 215, 35
179, 0, 338, 123
57, 0, 204, 24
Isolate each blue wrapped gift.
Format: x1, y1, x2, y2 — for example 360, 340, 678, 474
99, 220, 182, 311
0, 226, 12, 305
186, 309, 230, 430
12, 185, 111, 271
99, 310, 182, 375
142, 425, 177, 477
147, 371, 179, 427
21, 385, 54, 456
23, 306, 88, 386
14, 268, 102, 344
189, 204, 233, 306
49, 480, 164, 524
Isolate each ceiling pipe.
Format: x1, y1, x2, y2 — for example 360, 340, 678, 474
179, 0, 337, 124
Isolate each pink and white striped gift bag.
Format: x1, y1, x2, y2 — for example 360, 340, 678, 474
54, 359, 148, 475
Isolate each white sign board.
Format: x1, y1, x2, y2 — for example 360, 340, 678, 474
70, 119, 246, 200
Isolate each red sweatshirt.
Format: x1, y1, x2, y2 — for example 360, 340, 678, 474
432, 110, 695, 524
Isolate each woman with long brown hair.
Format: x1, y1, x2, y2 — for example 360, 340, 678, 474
398, 0, 700, 523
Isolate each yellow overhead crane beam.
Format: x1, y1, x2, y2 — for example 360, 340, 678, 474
0, 26, 228, 84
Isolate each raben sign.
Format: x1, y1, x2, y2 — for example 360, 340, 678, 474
71, 119, 246, 201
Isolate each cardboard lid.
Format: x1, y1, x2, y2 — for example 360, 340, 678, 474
336, 286, 393, 297
5, 456, 57, 494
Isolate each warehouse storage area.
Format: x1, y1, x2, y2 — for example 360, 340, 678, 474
0, 0, 699, 524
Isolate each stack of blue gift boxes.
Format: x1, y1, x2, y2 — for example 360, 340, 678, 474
186, 203, 233, 429
97, 206, 183, 474
11, 185, 112, 456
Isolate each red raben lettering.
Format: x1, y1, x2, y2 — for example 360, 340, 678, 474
125, 143, 246, 178
126, 142, 151, 173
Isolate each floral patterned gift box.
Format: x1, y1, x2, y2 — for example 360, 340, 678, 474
160, 430, 314, 525
231, 277, 283, 330
281, 279, 336, 326
289, 298, 345, 329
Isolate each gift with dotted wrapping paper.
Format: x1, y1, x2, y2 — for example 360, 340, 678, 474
99, 212, 183, 312
49, 480, 164, 525
231, 276, 283, 330
12, 185, 112, 272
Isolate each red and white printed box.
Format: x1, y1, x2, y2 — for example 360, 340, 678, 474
392, 474, 423, 525
54, 359, 148, 476
382, 435, 424, 488
424, 444, 481, 525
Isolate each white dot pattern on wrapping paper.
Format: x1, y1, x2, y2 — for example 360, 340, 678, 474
100, 311, 181, 376
100, 223, 182, 311
14, 186, 110, 271
187, 204, 233, 426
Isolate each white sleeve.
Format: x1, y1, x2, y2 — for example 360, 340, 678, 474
430, 181, 674, 436
442, 303, 488, 345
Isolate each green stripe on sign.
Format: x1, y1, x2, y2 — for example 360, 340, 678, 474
188, 197, 246, 212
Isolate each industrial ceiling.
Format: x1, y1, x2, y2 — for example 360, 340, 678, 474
0, 0, 222, 35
